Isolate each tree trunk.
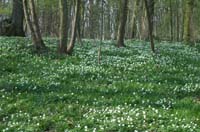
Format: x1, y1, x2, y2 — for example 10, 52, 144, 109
58, 0, 68, 54
67, 0, 80, 55
89, 0, 95, 39
176, 0, 180, 41
144, 0, 155, 53
23, 0, 37, 41
11, 0, 25, 36
169, 0, 173, 41
29, 0, 45, 47
183, 0, 194, 44
23, 0, 46, 50
77, 0, 83, 45
0, 0, 25, 36
131, 0, 139, 39
140, 1, 148, 40
117, 0, 129, 47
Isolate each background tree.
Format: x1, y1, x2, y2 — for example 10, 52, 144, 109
88, 0, 95, 39
0, 0, 25, 36
131, 0, 140, 39
23, 0, 46, 50
117, 0, 129, 47
183, 0, 194, 44
144, 0, 155, 53
1, 0, 200, 46
67, 0, 81, 54
58, 0, 68, 54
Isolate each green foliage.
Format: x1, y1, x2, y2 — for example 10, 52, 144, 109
36, 0, 58, 11
0, 1, 12, 15
0, 5, 11, 15
0, 37, 200, 131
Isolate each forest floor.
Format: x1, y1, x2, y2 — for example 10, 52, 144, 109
0, 37, 200, 131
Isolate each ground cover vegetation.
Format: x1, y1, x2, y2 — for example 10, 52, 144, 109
0, 37, 200, 131
1, 0, 200, 131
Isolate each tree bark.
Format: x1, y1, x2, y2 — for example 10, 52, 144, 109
117, 0, 129, 47
144, 0, 155, 53
89, 0, 95, 39
23, 0, 46, 50
131, 0, 139, 39
169, 0, 173, 41
67, 0, 80, 55
176, 0, 180, 41
58, 0, 68, 54
11, 0, 25, 36
77, 0, 83, 45
0, 0, 25, 36
29, 0, 45, 47
183, 0, 194, 44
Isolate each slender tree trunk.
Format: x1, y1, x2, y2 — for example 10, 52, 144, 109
140, 1, 148, 40
181, 1, 185, 41
77, 0, 83, 45
29, 0, 45, 47
98, 0, 104, 64
106, 5, 111, 40
176, 0, 180, 41
67, 0, 80, 55
23, 0, 46, 50
58, 0, 68, 54
117, 0, 129, 47
89, 0, 95, 39
169, 0, 173, 41
183, 0, 194, 44
131, 0, 139, 39
144, 0, 155, 53
23, 0, 37, 42
80, 1, 86, 39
